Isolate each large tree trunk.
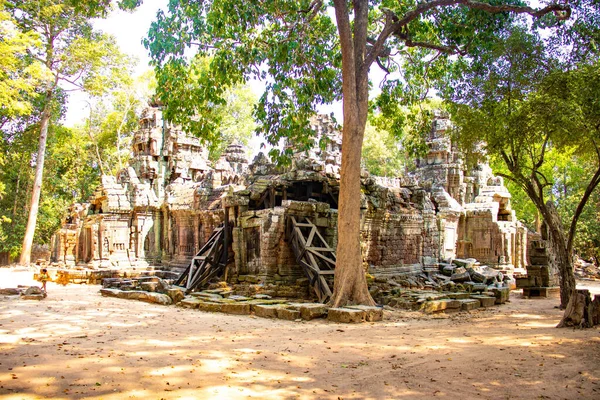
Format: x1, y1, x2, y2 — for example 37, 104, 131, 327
543, 202, 576, 309
330, 0, 375, 307
19, 102, 52, 265
557, 289, 600, 328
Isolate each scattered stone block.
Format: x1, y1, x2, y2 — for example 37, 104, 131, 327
100, 288, 121, 298
447, 292, 470, 300
21, 294, 45, 300
191, 292, 223, 300
143, 293, 172, 305
277, 308, 301, 321
0, 288, 20, 295
167, 288, 185, 304
420, 299, 460, 313
228, 295, 251, 301
197, 301, 223, 313
327, 307, 365, 323
470, 295, 496, 307
221, 303, 251, 315
523, 286, 560, 298
346, 305, 383, 321
254, 304, 285, 318
24, 286, 43, 295
297, 303, 328, 320
140, 282, 158, 292
178, 297, 203, 309
490, 287, 510, 304
458, 299, 480, 311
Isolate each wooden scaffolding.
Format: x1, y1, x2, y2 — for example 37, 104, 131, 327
174, 225, 228, 293
286, 215, 336, 303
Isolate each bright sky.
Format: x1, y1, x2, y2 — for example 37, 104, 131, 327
64, 1, 168, 127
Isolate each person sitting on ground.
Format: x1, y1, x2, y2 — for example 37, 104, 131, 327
38, 268, 49, 294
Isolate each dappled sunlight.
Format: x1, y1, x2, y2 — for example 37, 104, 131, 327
1, 283, 599, 399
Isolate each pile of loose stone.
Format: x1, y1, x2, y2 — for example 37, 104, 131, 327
100, 278, 382, 323
369, 258, 513, 312
99, 266, 512, 322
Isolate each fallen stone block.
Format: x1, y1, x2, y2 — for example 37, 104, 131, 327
298, 303, 328, 320
221, 303, 251, 315
254, 304, 285, 318
197, 301, 223, 313
21, 294, 45, 300
100, 288, 121, 298
458, 299, 480, 311
490, 287, 510, 304
178, 297, 204, 309
346, 305, 383, 321
167, 288, 185, 304
470, 295, 496, 307
140, 282, 158, 292
0, 288, 20, 295
420, 299, 460, 313
191, 292, 223, 301
447, 292, 470, 300
277, 308, 301, 321
24, 286, 43, 295
142, 292, 172, 305
327, 308, 365, 323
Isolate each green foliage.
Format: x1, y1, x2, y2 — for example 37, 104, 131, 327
144, 1, 341, 163
361, 122, 405, 177
444, 19, 600, 257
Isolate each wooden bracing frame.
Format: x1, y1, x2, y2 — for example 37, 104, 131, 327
174, 226, 227, 293
286, 216, 336, 303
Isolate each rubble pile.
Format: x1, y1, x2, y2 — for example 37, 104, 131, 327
574, 258, 600, 280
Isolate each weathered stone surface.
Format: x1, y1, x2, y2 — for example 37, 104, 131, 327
178, 297, 203, 309
21, 294, 45, 300
470, 295, 496, 307
346, 305, 383, 322
327, 308, 365, 323
143, 292, 172, 305
197, 301, 223, 313
167, 288, 185, 304
0, 288, 20, 295
277, 308, 301, 321
140, 282, 158, 292
490, 287, 510, 304
446, 292, 470, 300
254, 304, 285, 318
420, 299, 460, 313
24, 286, 43, 295
191, 292, 223, 301
523, 286, 560, 298
458, 299, 480, 311
221, 303, 251, 315
297, 303, 328, 320
100, 288, 121, 298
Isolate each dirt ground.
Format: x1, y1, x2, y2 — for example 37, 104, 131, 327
0, 267, 599, 400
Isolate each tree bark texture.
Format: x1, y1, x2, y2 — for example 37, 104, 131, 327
543, 202, 577, 309
557, 289, 600, 328
19, 102, 52, 265
330, 0, 375, 307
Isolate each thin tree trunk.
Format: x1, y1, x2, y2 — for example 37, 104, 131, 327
330, 0, 375, 307
19, 100, 52, 265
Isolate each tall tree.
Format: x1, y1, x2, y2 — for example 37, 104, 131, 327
141, 0, 572, 306
5, 0, 131, 264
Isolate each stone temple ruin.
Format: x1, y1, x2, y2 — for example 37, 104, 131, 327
50, 105, 550, 310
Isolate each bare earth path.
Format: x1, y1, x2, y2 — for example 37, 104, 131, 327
1, 268, 599, 400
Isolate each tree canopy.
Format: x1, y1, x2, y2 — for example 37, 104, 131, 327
138, 0, 582, 306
